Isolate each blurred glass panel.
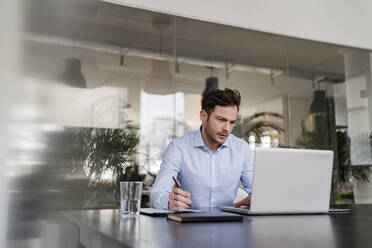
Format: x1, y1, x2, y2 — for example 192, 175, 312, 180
4, 0, 372, 246
7, 0, 177, 246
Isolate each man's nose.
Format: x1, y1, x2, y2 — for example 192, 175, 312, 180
222, 122, 230, 131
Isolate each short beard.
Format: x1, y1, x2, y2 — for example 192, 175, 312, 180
203, 121, 223, 145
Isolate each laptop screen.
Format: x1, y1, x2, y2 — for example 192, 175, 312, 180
250, 148, 333, 214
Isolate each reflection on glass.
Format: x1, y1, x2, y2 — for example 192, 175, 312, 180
251, 216, 336, 248
4, 0, 372, 246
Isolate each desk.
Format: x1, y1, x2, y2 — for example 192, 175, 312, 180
64, 205, 372, 248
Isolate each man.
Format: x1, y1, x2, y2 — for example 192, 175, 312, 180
150, 88, 253, 211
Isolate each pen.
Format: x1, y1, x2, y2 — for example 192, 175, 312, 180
172, 176, 182, 188
172, 176, 192, 209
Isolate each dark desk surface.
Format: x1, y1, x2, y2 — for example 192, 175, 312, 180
65, 205, 372, 248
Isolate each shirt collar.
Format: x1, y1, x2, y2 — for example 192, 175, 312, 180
193, 126, 230, 149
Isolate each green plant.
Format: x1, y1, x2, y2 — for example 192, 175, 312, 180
336, 130, 371, 187
233, 111, 284, 145
296, 117, 330, 150
68, 126, 140, 182
67, 127, 92, 175
296, 119, 371, 203
66, 125, 140, 208
85, 127, 140, 183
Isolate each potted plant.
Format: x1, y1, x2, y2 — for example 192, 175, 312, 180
232, 111, 284, 146
296, 122, 371, 204
68, 124, 141, 208
346, 130, 372, 203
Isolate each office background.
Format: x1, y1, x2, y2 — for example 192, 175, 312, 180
1, 0, 372, 247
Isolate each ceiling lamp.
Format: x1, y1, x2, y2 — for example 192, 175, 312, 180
204, 66, 219, 94
309, 90, 327, 114
144, 59, 173, 95
205, 76, 218, 91
309, 76, 329, 114
144, 16, 173, 95
61, 58, 87, 88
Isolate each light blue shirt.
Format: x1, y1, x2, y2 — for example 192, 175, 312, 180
150, 127, 254, 209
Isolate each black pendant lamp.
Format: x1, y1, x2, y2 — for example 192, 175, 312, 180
61, 58, 87, 88
204, 66, 219, 94
309, 90, 327, 114
205, 76, 218, 92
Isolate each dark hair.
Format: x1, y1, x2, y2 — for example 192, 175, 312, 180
201, 88, 241, 114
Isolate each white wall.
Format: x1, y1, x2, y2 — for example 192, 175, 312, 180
104, 0, 372, 50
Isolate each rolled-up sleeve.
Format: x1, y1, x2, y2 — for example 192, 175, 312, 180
150, 140, 182, 209
241, 142, 254, 194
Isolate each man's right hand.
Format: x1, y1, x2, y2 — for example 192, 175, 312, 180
168, 187, 192, 212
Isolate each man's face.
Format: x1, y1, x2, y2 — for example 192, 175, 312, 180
200, 105, 238, 145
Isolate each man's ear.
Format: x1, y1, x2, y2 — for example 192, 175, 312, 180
200, 110, 208, 124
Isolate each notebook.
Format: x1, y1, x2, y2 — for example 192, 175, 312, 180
221, 148, 343, 215
140, 208, 202, 217
167, 211, 243, 222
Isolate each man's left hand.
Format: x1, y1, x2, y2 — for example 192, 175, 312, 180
233, 195, 251, 208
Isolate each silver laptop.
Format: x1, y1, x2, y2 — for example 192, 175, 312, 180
220, 148, 344, 215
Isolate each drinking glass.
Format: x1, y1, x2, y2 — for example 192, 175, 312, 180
120, 181, 143, 216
